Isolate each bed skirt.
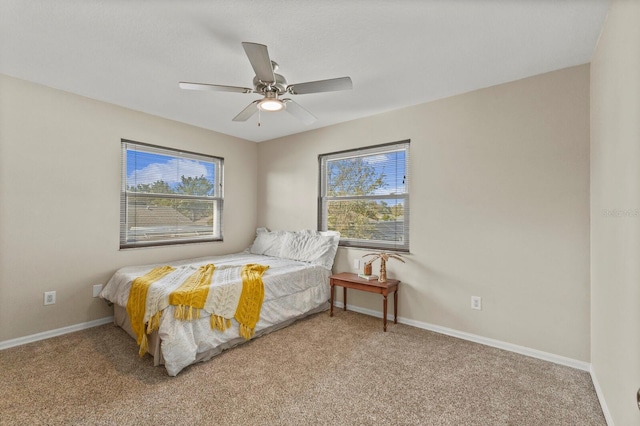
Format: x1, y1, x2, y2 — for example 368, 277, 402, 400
113, 302, 330, 368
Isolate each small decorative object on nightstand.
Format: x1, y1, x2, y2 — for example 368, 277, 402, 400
363, 261, 373, 276
362, 252, 405, 283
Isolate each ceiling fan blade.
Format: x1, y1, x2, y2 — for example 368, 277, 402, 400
242, 42, 275, 83
287, 77, 353, 95
283, 99, 317, 125
178, 82, 253, 93
232, 100, 260, 122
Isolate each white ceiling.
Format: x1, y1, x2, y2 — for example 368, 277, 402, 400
0, 0, 610, 142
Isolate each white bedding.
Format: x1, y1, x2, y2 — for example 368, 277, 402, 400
101, 252, 331, 376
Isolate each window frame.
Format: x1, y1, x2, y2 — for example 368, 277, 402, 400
318, 140, 410, 252
120, 139, 224, 249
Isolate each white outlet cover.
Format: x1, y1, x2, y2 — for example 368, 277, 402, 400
471, 296, 482, 310
92, 284, 103, 298
44, 291, 56, 305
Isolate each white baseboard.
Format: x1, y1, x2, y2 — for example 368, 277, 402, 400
333, 301, 590, 371
0, 316, 114, 350
5, 306, 592, 373
590, 367, 615, 426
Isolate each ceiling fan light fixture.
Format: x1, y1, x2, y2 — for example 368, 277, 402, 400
257, 92, 285, 112
258, 98, 284, 112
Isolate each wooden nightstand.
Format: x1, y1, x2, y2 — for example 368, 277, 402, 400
329, 272, 400, 332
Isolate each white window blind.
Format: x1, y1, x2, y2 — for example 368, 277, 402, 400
319, 140, 410, 251
120, 140, 223, 248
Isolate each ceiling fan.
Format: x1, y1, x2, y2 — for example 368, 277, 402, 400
179, 42, 353, 125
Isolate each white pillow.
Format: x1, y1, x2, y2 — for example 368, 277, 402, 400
319, 230, 340, 239
317, 231, 340, 269
249, 228, 284, 257
279, 231, 340, 269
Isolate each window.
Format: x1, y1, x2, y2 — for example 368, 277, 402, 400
120, 139, 223, 248
319, 140, 410, 251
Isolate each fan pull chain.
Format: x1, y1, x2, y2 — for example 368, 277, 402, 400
258, 109, 261, 127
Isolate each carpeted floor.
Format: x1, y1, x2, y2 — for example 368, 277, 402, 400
0, 310, 605, 425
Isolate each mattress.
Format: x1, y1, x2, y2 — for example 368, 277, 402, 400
101, 252, 331, 376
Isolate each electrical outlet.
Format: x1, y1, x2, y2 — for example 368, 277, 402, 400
471, 296, 482, 310
92, 284, 103, 298
44, 291, 56, 305
353, 259, 360, 271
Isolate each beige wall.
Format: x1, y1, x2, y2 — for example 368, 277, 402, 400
0, 75, 258, 341
591, 0, 640, 424
258, 65, 591, 362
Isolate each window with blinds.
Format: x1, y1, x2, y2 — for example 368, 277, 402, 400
120, 139, 223, 248
319, 140, 410, 252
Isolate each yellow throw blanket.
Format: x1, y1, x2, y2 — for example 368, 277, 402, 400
126, 265, 176, 356
126, 263, 269, 357
169, 264, 216, 321
235, 264, 269, 339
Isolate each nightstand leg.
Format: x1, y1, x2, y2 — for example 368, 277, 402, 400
383, 295, 388, 332
394, 289, 398, 324
343, 287, 347, 311
330, 283, 334, 317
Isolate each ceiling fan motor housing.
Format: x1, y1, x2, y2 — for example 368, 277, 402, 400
253, 73, 287, 94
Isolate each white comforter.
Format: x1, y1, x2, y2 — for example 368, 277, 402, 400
101, 252, 331, 375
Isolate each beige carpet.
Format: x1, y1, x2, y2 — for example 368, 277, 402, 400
0, 310, 605, 425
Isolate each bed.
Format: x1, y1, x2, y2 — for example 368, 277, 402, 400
100, 229, 339, 376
